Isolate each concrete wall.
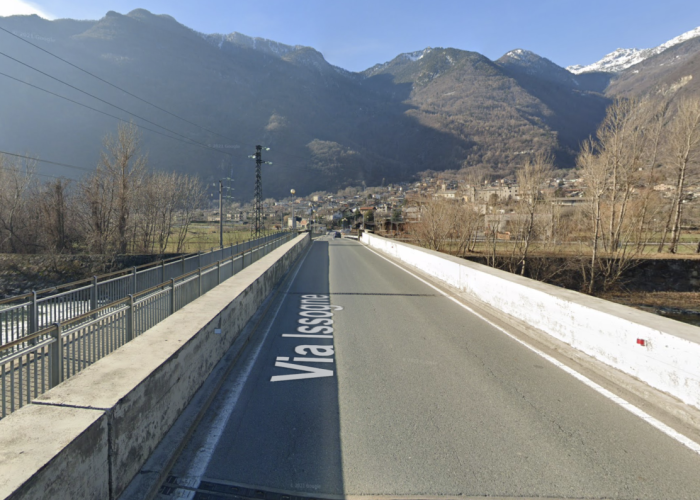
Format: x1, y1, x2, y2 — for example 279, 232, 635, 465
361, 233, 700, 412
0, 233, 310, 500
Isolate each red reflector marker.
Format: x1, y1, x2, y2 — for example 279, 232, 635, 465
637, 339, 646, 346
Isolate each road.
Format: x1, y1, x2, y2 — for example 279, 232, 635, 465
156, 236, 700, 500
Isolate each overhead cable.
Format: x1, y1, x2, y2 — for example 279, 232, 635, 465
0, 70, 227, 154
0, 25, 238, 145
0, 50, 235, 157
0, 149, 91, 172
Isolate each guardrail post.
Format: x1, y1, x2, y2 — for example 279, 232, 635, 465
170, 278, 176, 315
49, 323, 63, 388
198, 251, 202, 269
198, 268, 203, 297
127, 294, 134, 342
91, 276, 98, 312
29, 290, 38, 335
217, 261, 221, 285
132, 267, 137, 294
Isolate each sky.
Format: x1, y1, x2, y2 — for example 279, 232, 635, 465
2, 0, 700, 72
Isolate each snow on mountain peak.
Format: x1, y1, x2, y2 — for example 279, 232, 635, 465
499, 48, 578, 86
568, 25, 700, 74
505, 48, 535, 60
362, 48, 433, 77
657, 25, 700, 52
402, 47, 432, 62
200, 31, 304, 57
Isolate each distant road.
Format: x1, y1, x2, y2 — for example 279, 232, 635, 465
158, 236, 700, 499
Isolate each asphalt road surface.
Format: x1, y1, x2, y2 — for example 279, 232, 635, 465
158, 236, 700, 500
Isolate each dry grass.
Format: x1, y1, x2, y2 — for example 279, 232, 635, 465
601, 291, 700, 313
162, 225, 279, 253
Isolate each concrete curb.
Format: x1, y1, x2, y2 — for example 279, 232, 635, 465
0, 233, 310, 500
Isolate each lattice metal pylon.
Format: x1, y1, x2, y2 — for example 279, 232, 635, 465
249, 145, 271, 238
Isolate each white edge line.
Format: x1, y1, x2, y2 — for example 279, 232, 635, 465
177, 245, 313, 498
361, 242, 700, 456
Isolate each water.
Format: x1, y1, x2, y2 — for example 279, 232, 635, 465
662, 313, 700, 327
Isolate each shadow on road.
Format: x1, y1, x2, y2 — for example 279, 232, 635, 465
186, 239, 347, 498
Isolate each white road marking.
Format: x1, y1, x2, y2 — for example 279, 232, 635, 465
175, 246, 312, 498
272, 292, 338, 382
270, 361, 334, 382
292, 357, 334, 363
362, 243, 700, 456
282, 334, 334, 338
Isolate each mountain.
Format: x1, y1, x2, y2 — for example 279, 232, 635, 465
606, 36, 700, 99
362, 46, 609, 166
568, 26, 700, 74
498, 49, 579, 87
0, 9, 608, 199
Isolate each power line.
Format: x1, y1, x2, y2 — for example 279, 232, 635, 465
0, 70, 227, 155
0, 163, 64, 180
0, 29, 387, 182
0, 50, 235, 158
0, 149, 91, 172
0, 25, 238, 145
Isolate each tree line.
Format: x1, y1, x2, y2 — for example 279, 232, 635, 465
0, 123, 205, 256
406, 94, 700, 293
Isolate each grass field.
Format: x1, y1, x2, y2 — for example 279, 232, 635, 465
163, 224, 284, 254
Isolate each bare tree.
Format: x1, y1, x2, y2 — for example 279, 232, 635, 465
514, 152, 553, 275
77, 123, 147, 254
661, 97, 700, 253
0, 155, 38, 253
576, 97, 671, 292
132, 173, 160, 253
78, 166, 116, 254
452, 201, 482, 256
37, 179, 78, 252
578, 140, 607, 293
173, 174, 205, 253
100, 122, 147, 254
409, 198, 457, 252
595, 98, 654, 253
634, 98, 669, 252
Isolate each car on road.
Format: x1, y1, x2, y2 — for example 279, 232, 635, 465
334, 232, 341, 238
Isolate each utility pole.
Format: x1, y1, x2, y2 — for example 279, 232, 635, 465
252, 145, 263, 238
219, 180, 223, 249
249, 145, 271, 238
218, 178, 235, 248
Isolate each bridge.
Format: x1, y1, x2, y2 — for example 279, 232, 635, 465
1, 232, 700, 500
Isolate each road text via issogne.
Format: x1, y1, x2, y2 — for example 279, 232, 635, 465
271, 294, 341, 382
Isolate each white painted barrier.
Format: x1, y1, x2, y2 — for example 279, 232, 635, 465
362, 233, 700, 411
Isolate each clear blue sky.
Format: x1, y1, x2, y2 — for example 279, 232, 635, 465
6, 0, 700, 71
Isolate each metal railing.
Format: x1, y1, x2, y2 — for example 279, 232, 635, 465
0, 233, 286, 347
0, 231, 294, 419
